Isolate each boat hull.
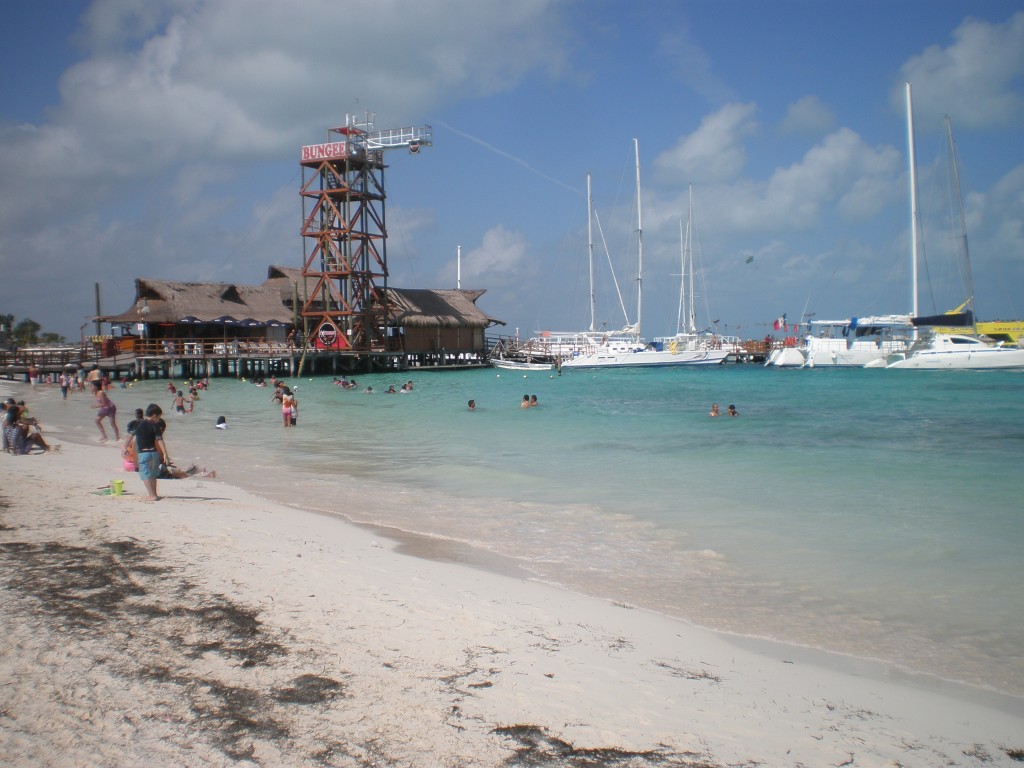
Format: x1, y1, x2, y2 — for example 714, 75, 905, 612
560, 348, 729, 368
886, 348, 1024, 369
765, 347, 806, 368
491, 360, 553, 371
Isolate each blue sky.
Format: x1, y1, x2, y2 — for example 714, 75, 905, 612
2, 0, 1023, 341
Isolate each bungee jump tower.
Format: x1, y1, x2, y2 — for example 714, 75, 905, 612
299, 113, 431, 355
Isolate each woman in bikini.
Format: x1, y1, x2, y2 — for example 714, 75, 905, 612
91, 381, 120, 442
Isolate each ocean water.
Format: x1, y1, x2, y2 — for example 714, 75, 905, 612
64, 364, 1024, 696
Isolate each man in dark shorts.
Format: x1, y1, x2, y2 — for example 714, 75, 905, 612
133, 403, 170, 501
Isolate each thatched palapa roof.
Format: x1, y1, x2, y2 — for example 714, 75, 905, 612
100, 266, 505, 329
386, 288, 501, 328
100, 277, 295, 326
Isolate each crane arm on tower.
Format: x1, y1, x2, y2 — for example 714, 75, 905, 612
363, 124, 432, 152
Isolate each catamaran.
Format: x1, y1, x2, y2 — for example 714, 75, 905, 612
885, 100, 1024, 370
768, 84, 925, 369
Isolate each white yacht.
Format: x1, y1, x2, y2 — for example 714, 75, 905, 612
886, 333, 1024, 370
885, 102, 1024, 371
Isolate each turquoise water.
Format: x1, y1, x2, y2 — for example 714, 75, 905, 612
109, 365, 1024, 694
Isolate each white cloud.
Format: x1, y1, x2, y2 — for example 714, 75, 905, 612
654, 102, 758, 184
898, 11, 1024, 128
780, 95, 837, 135
456, 226, 531, 284
672, 128, 902, 234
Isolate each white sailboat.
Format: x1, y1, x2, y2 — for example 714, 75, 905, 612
886, 97, 1024, 370
539, 141, 729, 369
769, 84, 921, 369
651, 185, 741, 362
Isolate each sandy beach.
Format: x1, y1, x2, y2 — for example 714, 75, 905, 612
2, 380, 1023, 767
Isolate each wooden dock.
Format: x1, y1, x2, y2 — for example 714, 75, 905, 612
1, 338, 490, 383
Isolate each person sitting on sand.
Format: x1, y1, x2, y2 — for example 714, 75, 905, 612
3, 399, 34, 452
3, 408, 52, 454
159, 462, 216, 480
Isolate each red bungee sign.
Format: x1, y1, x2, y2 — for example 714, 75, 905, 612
301, 142, 348, 162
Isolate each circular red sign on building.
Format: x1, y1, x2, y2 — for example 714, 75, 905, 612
318, 320, 339, 347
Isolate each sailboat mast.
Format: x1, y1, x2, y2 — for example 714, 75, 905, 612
634, 138, 643, 336
687, 185, 696, 333
587, 174, 595, 333
676, 218, 685, 335
906, 82, 920, 319
946, 115, 976, 324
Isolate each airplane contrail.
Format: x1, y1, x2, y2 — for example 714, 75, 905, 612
435, 120, 582, 196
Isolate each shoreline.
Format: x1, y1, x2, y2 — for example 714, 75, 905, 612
3, 380, 1024, 766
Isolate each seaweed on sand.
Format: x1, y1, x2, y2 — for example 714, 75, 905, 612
189, 678, 289, 761
272, 673, 347, 705
494, 724, 720, 767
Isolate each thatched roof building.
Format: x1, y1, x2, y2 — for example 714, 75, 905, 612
102, 276, 295, 327
101, 267, 504, 345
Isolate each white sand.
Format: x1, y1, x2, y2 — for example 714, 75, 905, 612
2, 381, 1023, 767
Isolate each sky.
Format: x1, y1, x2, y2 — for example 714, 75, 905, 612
2, 0, 1023, 342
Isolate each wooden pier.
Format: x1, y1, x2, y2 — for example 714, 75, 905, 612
1, 337, 489, 383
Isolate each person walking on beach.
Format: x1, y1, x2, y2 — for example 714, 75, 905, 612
91, 381, 120, 441
134, 403, 168, 501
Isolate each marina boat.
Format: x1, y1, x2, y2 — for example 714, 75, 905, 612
539, 145, 730, 370
804, 316, 914, 367
769, 85, 927, 370
885, 332, 1024, 369
770, 314, 914, 368
490, 358, 553, 372
885, 106, 1024, 370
